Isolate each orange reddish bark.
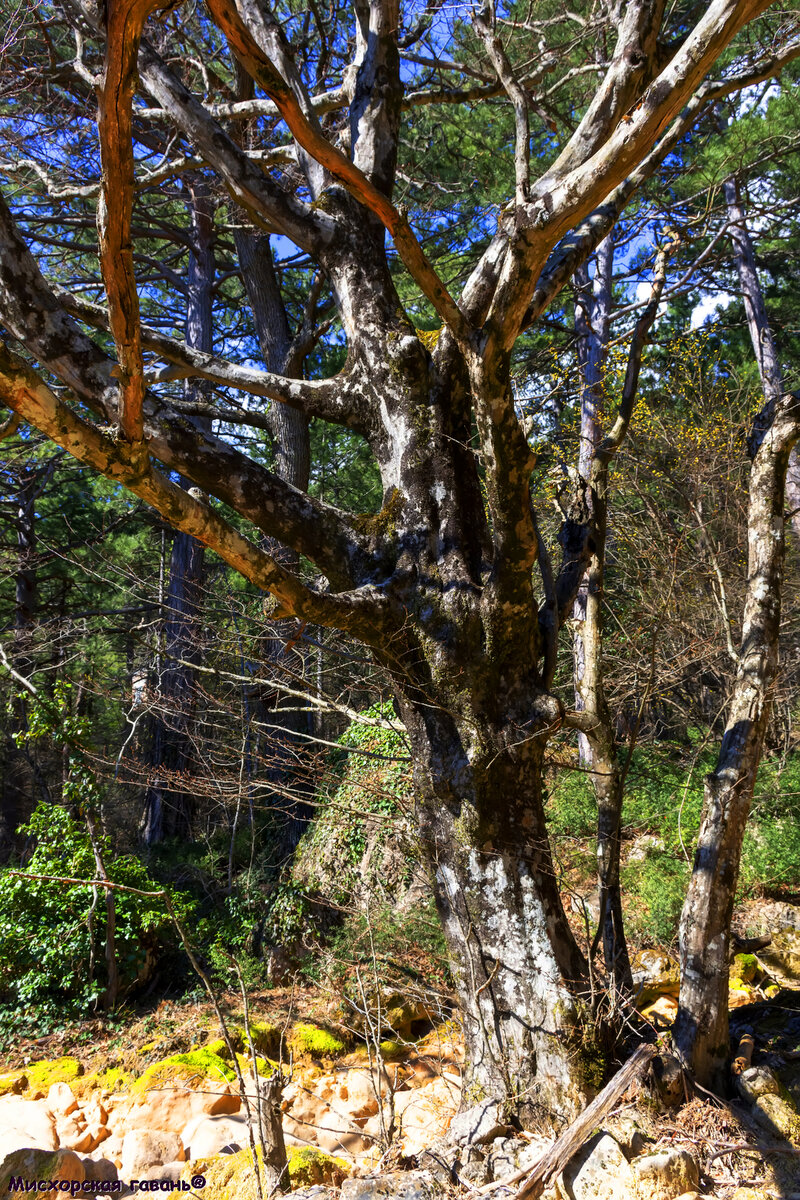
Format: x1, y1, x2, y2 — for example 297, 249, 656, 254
97, 0, 168, 443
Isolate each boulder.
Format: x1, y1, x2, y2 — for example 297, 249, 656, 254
282, 1086, 335, 1147
314, 1069, 392, 1120
0, 1097, 58, 1156
445, 1099, 514, 1147
56, 1111, 97, 1153
80, 1155, 118, 1183
556, 1132, 634, 1200
736, 1065, 781, 1104
111, 1079, 240, 1138
182, 1112, 250, 1158
148, 1160, 186, 1183
484, 1134, 550, 1181
287, 1146, 350, 1187
46, 1083, 78, 1116
0, 1147, 84, 1194
629, 1148, 699, 1200
394, 1080, 461, 1157
756, 930, 800, 987
315, 1106, 370, 1156
605, 1117, 646, 1161
340, 1170, 443, 1200
120, 1129, 185, 1178
753, 1093, 800, 1142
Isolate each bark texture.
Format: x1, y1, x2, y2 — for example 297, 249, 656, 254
674, 384, 800, 1085
673, 179, 800, 1085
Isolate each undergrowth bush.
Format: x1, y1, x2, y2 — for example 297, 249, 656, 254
549, 736, 800, 945
0, 802, 188, 1041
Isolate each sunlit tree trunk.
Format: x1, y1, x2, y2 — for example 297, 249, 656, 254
674, 186, 799, 1082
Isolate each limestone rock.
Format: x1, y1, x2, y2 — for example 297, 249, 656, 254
756, 929, 800, 986
737, 1065, 781, 1103
121, 1129, 185, 1178
315, 1106, 370, 1156
484, 1134, 550, 1181
113, 1079, 240, 1138
605, 1117, 646, 1161
148, 1160, 186, 1183
340, 1170, 443, 1200
0, 1097, 58, 1156
313, 1068, 387, 1120
556, 1132, 634, 1200
56, 1111, 96, 1153
629, 1148, 699, 1200
0, 1147, 84, 1194
395, 1078, 459, 1157
80, 1155, 119, 1183
752, 1092, 800, 1142
445, 1098, 514, 1147
182, 1112, 249, 1158
46, 1083, 78, 1116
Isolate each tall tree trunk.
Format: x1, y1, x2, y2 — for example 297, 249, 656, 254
673, 189, 800, 1081
571, 235, 633, 1002
142, 181, 214, 843
0, 460, 37, 856
722, 175, 800, 545
234, 227, 313, 852
674, 181, 800, 1085
397, 667, 593, 1118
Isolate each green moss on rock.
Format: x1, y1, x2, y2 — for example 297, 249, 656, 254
378, 1040, 406, 1061
25, 1057, 83, 1094
131, 1048, 236, 1094
287, 1146, 350, 1187
289, 1023, 346, 1058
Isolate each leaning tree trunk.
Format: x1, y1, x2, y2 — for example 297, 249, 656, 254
674, 402, 799, 1084
673, 180, 800, 1086
142, 181, 214, 843
722, 175, 800, 545
572, 236, 612, 768
570, 235, 633, 1001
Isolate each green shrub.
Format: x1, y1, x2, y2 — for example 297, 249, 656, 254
0, 802, 187, 1039
622, 850, 690, 946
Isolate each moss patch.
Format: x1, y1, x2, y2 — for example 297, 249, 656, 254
72, 1067, 133, 1098
287, 1147, 349, 1187
378, 1040, 406, 1061
733, 953, 760, 984
24, 1057, 83, 1094
289, 1023, 346, 1059
131, 1048, 235, 1094
180, 1151, 258, 1200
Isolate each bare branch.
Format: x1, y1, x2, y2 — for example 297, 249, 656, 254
0, 343, 390, 634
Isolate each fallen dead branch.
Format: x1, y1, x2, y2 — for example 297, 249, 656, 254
508, 1044, 658, 1200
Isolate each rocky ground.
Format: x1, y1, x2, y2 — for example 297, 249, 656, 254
5, 908, 800, 1199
